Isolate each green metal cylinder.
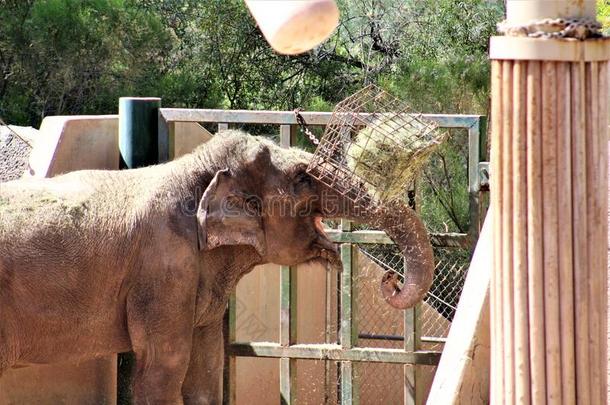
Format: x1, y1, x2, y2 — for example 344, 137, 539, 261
119, 97, 161, 169
117, 97, 161, 403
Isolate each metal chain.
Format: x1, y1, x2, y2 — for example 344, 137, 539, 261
497, 16, 603, 40
293, 108, 320, 146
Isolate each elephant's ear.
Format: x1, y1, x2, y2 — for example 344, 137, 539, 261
197, 169, 266, 257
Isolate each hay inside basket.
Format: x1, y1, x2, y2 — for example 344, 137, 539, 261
346, 114, 446, 202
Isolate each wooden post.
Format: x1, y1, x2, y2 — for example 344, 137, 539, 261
490, 1, 609, 403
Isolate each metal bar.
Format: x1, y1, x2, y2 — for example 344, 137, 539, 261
223, 293, 237, 405
325, 229, 471, 248
339, 221, 354, 348
338, 219, 359, 404
340, 361, 356, 405
404, 305, 416, 405
157, 109, 170, 162
467, 117, 488, 240
280, 358, 294, 405
227, 342, 441, 365
278, 124, 298, 405
356, 333, 447, 344
160, 108, 482, 128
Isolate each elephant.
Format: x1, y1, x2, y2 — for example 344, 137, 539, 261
0, 130, 434, 404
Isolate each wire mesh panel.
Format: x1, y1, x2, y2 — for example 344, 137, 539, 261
355, 245, 470, 346
307, 84, 444, 206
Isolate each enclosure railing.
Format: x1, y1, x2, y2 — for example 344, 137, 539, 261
158, 109, 488, 405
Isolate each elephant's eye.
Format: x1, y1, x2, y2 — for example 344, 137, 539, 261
294, 171, 312, 191
245, 196, 262, 213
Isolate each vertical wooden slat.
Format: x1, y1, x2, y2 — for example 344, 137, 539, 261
490, 59, 504, 405
597, 61, 609, 405
218, 122, 229, 132
501, 60, 515, 404
541, 61, 562, 404
571, 60, 591, 405
526, 60, 546, 405
586, 61, 602, 405
556, 61, 576, 405
512, 60, 531, 405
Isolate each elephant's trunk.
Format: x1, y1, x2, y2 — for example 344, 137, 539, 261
319, 187, 435, 310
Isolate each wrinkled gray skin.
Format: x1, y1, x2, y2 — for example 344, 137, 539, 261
0, 130, 434, 404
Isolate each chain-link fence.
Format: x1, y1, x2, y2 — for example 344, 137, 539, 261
348, 126, 475, 403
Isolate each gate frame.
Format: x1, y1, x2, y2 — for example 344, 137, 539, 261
157, 109, 487, 404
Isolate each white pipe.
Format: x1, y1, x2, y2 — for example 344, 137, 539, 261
245, 0, 339, 55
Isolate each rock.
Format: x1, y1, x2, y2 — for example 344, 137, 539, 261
0, 125, 38, 183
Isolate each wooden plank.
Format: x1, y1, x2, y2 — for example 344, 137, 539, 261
489, 60, 504, 405
541, 60, 562, 404
218, 123, 229, 132
571, 60, 591, 405
556, 61, 576, 405
160, 108, 482, 129
426, 211, 492, 405
586, 61, 602, 404
227, 343, 441, 365
597, 61, 609, 405
500, 60, 515, 404
527, 60, 546, 405
512, 60, 531, 405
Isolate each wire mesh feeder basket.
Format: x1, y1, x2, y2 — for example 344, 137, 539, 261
306, 84, 446, 207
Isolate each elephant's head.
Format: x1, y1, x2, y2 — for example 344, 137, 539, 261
196, 130, 434, 309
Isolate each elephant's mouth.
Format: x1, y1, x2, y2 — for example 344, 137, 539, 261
312, 216, 341, 270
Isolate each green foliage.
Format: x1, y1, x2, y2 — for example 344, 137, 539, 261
0, 0, 504, 233
0, 0, 177, 125
418, 130, 470, 233
598, 0, 610, 34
